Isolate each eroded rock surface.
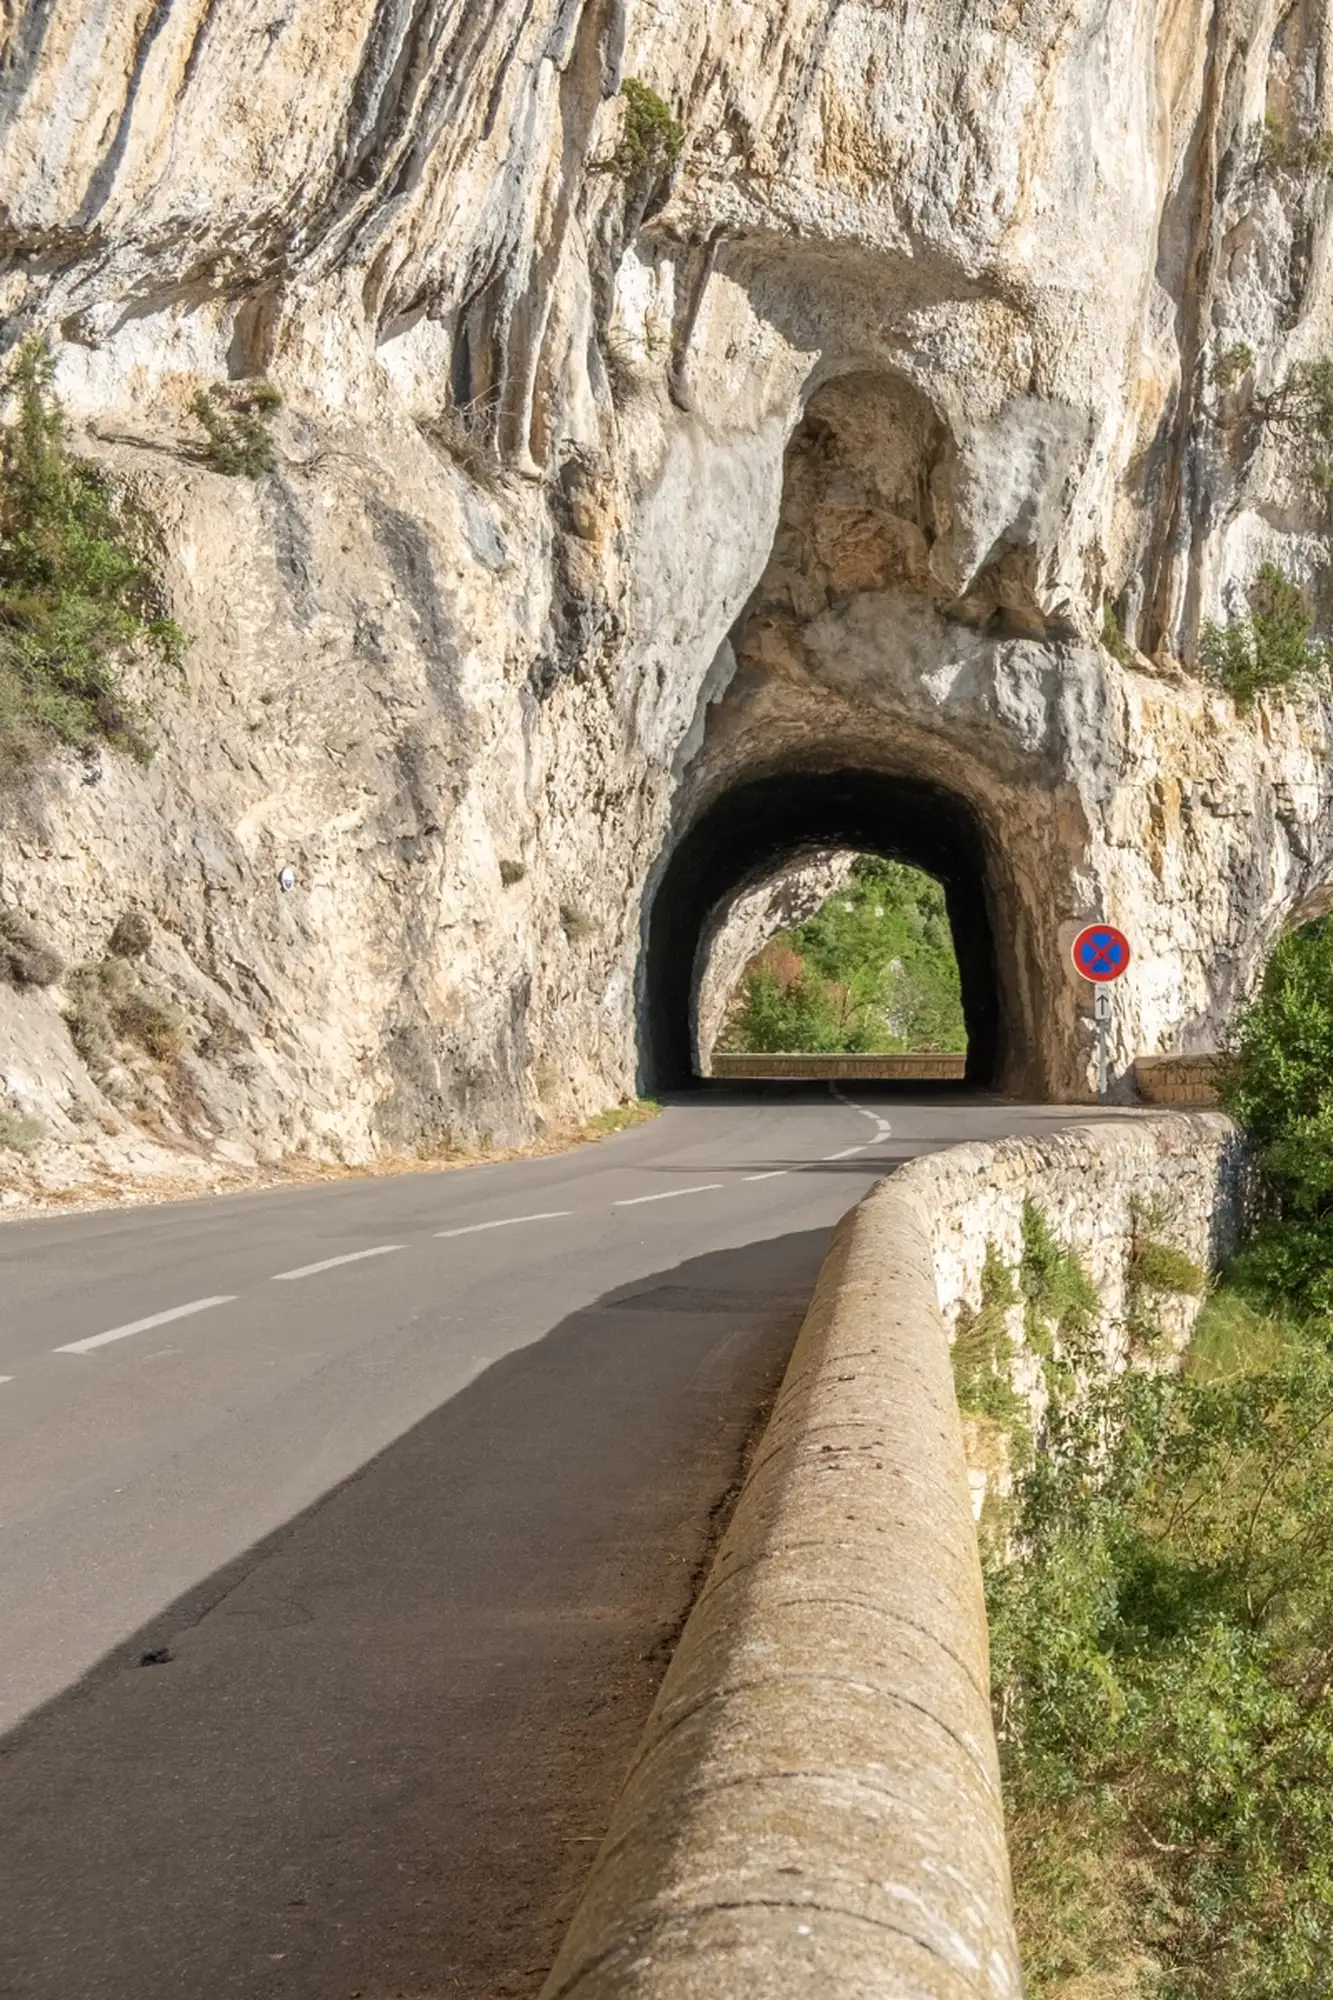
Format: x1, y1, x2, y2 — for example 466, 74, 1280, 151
2, 1, 1333, 1190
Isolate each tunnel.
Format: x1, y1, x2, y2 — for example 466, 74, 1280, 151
640, 769, 1004, 1093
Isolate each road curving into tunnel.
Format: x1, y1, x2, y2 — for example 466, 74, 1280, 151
0, 1086, 1083, 2000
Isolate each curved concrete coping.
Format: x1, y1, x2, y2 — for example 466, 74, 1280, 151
539, 1174, 1021, 2000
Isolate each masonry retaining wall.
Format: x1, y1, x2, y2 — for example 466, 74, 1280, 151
539, 1114, 1246, 2000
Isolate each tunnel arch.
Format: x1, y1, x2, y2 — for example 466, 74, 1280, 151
640, 770, 1005, 1093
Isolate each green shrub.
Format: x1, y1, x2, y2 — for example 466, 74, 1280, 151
1130, 1237, 1207, 1297
993, 1291, 1333, 1996
720, 857, 968, 1056
1200, 562, 1330, 706
1019, 1197, 1100, 1381
1211, 340, 1255, 391
604, 78, 684, 182
952, 1242, 1025, 1425
722, 956, 864, 1054
1252, 356, 1333, 494
1219, 915, 1333, 1314
1100, 601, 1132, 664
189, 383, 280, 477
0, 336, 183, 766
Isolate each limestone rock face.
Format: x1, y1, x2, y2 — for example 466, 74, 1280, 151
2, 0, 1333, 1187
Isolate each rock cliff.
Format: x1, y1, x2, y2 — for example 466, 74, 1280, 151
2, 0, 1333, 1194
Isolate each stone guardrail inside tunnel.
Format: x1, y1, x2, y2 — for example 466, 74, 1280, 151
538, 1112, 1247, 2000
708, 1052, 968, 1081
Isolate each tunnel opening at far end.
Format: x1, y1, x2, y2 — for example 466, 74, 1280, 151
641, 771, 1003, 1093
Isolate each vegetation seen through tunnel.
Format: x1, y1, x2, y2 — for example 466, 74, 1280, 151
717, 856, 967, 1055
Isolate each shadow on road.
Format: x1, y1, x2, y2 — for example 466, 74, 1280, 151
0, 1229, 829, 2000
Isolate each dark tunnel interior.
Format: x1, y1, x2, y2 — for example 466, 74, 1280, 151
640, 770, 1003, 1092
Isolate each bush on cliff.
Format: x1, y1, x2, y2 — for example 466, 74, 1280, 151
188, 383, 279, 478
0, 336, 184, 765
1200, 564, 1331, 708
1221, 913, 1333, 1314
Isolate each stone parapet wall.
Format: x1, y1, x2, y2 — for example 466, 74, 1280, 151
1134, 1055, 1225, 1107
709, 1052, 968, 1081
904, 1112, 1245, 1342
541, 1114, 1244, 1999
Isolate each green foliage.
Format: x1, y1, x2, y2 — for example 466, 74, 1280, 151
992, 1293, 1333, 1997
1211, 341, 1255, 392
605, 78, 684, 183
1131, 1238, 1207, 1297
189, 383, 280, 477
1221, 915, 1333, 1315
1019, 1198, 1100, 1380
1200, 563, 1331, 707
953, 1242, 1025, 1425
1187, 1289, 1304, 1386
1100, 601, 1132, 664
1251, 356, 1333, 496
723, 956, 866, 1053
720, 857, 968, 1055
0, 336, 183, 766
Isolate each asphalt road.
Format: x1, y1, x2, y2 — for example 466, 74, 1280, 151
0, 1085, 1079, 2000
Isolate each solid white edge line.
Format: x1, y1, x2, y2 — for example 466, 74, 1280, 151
614, 1182, 724, 1208
435, 1210, 573, 1238
742, 1170, 789, 1182
55, 1296, 238, 1356
271, 1245, 403, 1282
0, 1375, 11, 1384
822, 1143, 869, 1161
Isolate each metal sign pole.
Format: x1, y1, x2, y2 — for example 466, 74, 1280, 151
1095, 985, 1111, 1102
1070, 924, 1130, 1107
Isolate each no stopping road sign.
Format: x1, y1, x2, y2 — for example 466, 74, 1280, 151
1071, 923, 1131, 983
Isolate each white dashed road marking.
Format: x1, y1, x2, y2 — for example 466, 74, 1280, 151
271, 1246, 403, 1282
830, 1085, 894, 1143
35, 1119, 882, 1370
435, 1211, 572, 1239
614, 1183, 724, 1207
55, 1296, 238, 1356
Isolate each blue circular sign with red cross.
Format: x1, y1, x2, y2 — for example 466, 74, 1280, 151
1072, 923, 1131, 983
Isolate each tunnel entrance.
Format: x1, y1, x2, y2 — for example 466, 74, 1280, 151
641, 771, 1003, 1092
